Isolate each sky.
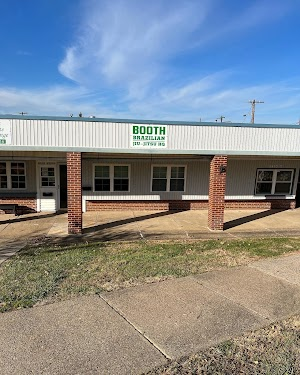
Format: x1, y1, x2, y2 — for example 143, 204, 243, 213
0, 0, 300, 124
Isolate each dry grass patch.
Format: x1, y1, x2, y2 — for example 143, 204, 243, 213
146, 315, 300, 374
0, 237, 300, 312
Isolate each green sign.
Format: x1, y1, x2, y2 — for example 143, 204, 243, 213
131, 125, 167, 148
0, 120, 11, 145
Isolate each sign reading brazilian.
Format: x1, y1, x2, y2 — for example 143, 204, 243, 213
0, 119, 11, 145
130, 124, 167, 148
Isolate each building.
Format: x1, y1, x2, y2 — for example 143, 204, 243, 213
0, 115, 300, 234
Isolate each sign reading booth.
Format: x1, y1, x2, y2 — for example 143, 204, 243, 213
0, 119, 11, 145
130, 124, 167, 148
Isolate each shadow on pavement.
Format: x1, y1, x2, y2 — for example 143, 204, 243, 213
83, 210, 186, 234
224, 209, 286, 230
0, 211, 66, 225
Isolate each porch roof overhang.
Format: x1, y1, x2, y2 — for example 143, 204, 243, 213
2, 145, 300, 157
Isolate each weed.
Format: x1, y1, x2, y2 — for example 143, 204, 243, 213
0, 237, 299, 312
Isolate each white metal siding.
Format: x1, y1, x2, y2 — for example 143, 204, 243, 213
225, 158, 300, 199
82, 157, 300, 201
4, 119, 300, 156
26, 160, 36, 191
82, 158, 210, 200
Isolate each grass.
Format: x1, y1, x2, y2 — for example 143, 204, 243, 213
0, 237, 300, 312
146, 314, 300, 374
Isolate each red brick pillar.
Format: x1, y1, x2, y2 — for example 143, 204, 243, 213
208, 155, 228, 231
67, 152, 82, 234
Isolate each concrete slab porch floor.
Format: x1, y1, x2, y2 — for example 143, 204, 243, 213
83, 209, 300, 240
2, 208, 300, 242
68, 207, 300, 240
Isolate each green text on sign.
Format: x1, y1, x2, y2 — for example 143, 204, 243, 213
132, 125, 166, 135
131, 125, 167, 148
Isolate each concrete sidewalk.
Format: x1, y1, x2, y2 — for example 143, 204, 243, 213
0, 253, 299, 375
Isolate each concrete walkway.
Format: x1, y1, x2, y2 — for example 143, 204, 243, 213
0, 253, 299, 374
0, 212, 60, 264
2, 208, 300, 263
81, 208, 300, 241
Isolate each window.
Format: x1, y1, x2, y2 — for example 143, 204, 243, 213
152, 165, 185, 192
152, 166, 167, 191
0, 162, 26, 189
41, 167, 56, 187
11, 162, 26, 189
255, 169, 294, 195
0, 162, 7, 189
114, 166, 129, 191
94, 165, 129, 192
95, 166, 110, 191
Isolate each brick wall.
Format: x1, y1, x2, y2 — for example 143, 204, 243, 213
86, 200, 208, 211
208, 155, 228, 230
225, 200, 296, 209
86, 199, 295, 211
0, 197, 36, 214
0, 197, 294, 216
67, 152, 82, 234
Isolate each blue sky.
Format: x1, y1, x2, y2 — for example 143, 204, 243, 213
0, 0, 300, 124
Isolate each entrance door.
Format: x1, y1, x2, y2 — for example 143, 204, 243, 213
38, 165, 57, 211
59, 165, 67, 209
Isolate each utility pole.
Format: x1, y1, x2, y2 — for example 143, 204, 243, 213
215, 115, 225, 123
249, 99, 264, 123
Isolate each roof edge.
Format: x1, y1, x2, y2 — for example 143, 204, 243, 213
0, 114, 299, 129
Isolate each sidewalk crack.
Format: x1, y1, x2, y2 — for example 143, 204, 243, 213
99, 294, 171, 360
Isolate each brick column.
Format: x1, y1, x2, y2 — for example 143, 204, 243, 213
208, 155, 228, 231
67, 152, 82, 234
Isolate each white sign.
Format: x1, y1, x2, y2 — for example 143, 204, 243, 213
130, 124, 167, 148
0, 119, 11, 145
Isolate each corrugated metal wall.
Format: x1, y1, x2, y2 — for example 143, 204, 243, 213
5, 118, 300, 155
12, 120, 130, 149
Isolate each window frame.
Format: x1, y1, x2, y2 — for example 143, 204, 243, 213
93, 164, 130, 192
0, 161, 8, 189
40, 166, 56, 188
151, 165, 186, 192
0, 161, 26, 190
255, 168, 294, 196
